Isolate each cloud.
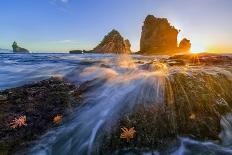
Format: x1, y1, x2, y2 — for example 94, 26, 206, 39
60, 0, 69, 3
50, 0, 69, 5
54, 0, 69, 3
49, 0, 71, 13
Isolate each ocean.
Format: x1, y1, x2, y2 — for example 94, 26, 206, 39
1, 53, 232, 155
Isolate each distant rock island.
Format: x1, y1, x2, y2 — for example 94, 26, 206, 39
12, 41, 30, 53
69, 30, 131, 54
93, 29, 131, 54
69, 50, 93, 54
139, 15, 191, 55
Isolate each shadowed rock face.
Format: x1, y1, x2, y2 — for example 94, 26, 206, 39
179, 38, 191, 52
93, 30, 131, 54
12, 41, 30, 53
140, 15, 179, 55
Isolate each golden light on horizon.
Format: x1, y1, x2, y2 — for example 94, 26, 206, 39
191, 44, 206, 54
191, 50, 203, 54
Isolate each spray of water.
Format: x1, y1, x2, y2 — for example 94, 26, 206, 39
28, 54, 232, 155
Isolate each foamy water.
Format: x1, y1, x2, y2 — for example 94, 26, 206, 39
0, 53, 232, 155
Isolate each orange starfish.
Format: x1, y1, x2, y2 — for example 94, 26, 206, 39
120, 127, 136, 142
189, 113, 196, 120
10, 115, 27, 129
53, 115, 63, 124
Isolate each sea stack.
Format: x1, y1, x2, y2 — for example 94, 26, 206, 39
140, 15, 190, 55
93, 29, 131, 54
179, 38, 191, 52
12, 41, 30, 53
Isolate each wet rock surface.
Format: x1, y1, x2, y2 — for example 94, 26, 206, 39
0, 54, 231, 154
99, 69, 232, 153
169, 53, 232, 66
0, 77, 83, 155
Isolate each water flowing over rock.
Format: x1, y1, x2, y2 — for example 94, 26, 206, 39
1, 54, 230, 154
93, 29, 131, 54
12, 41, 30, 53
179, 38, 191, 52
26, 54, 232, 155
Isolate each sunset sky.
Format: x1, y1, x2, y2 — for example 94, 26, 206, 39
0, 0, 231, 53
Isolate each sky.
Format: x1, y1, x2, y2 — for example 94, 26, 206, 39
0, 0, 231, 53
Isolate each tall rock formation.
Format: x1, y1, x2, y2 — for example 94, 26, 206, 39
124, 39, 131, 53
140, 15, 179, 55
93, 29, 131, 54
12, 41, 30, 53
179, 38, 191, 52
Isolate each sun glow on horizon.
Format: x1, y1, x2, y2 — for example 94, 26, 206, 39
191, 50, 203, 54
191, 44, 207, 54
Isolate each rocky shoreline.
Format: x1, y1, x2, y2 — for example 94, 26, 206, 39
0, 77, 84, 155
0, 55, 231, 154
99, 69, 232, 154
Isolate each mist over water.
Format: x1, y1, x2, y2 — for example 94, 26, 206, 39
0, 53, 232, 154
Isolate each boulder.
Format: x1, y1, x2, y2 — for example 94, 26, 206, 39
12, 41, 30, 53
93, 29, 131, 54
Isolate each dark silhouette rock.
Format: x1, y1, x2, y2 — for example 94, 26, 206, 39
69, 50, 93, 54
69, 50, 84, 54
93, 29, 131, 54
179, 38, 191, 52
12, 41, 30, 53
140, 15, 183, 55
